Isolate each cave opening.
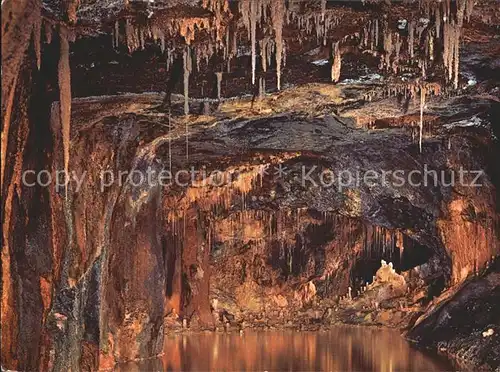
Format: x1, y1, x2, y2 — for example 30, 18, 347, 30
351, 233, 434, 291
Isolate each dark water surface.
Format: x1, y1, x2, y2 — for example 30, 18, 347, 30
116, 326, 453, 371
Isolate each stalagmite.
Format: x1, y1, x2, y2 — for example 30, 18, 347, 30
58, 27, 72, 189
331, 41, 341, 83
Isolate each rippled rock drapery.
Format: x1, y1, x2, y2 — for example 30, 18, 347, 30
1, 0, 500, 370
407, 258, 500, 370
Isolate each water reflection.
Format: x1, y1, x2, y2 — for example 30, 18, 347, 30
116, 326, 452, 371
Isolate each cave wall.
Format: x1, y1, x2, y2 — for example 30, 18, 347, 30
2, 0, 500, 370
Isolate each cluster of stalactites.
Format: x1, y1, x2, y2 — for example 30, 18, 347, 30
361, 19, 407, 75
419, 0, 474, 21
289, 8, 340, 46
113, 16, 213, 54
239, 0, 287, 89
29, 14, 75, 193
360, 19, 380, 51
361, 226, 406, 259
18, 10, 74, 195
400, 81, 440, 153
112, 16, 229, 77
361, 80, 441, 151
202, 0, 230, 42
430, 0, 472, 83
358, 0, 474, 91
443, 21, 461, 89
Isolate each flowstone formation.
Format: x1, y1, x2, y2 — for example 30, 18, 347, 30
2, 0, 500, 370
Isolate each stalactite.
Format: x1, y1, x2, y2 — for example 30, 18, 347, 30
259, 77, 266, 98
419, 85, 426, 153
321, 0, 327, 22
383, 28, 393, 69
271, 0, 286, 90
421, 58, 427, 78
125, 19, 139, 53
443, 22, 450, 70
457, 0, 466, 27
267, 40, 273, 68
362, 21, 369, 48
34, 16, 42, 70
331, 41, 341, 83
65, 0, 80, 25
393, 33, 402, 73
435, 6, 441, 38
139, 27, 145, 50
239, 0, 260, 86
224, 26, 230, 61
260, 38, 268, 72
283, 40, 287, 67
58, 26, 72, 189
453, 29, 460, 89
465, 0, 474, 22
44, 21, 53, 44
443, 20, 460, 88
251, 1, 258, 86
428, 31, 434, 61
160, 33, 166, 53
183, 47, 192, 116
216, 72, 223, 101
408, 21, 415, 59
1, 72, 18, 190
